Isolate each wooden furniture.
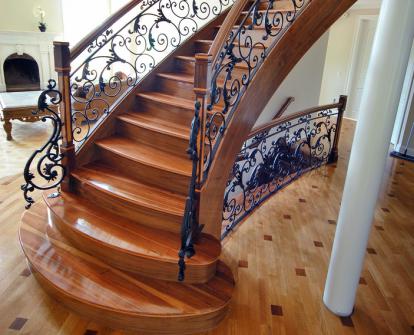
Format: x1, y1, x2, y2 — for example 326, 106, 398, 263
0, 91, 48, 141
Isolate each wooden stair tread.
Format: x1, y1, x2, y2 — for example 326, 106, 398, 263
157, 72, 194, 84
96, 136, 192, 177
137, 91, 196, 111
44, 190, 220, 265
71, 163, 186, 216
118, 112, 190, 140
20, 204, 234, 333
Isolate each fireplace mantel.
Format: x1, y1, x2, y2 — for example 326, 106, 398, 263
0, 30, 63, 92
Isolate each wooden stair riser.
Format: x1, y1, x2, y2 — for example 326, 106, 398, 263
116, 119, 189, 158
136, 95, 195, 125
174, 56, 197, 75
48, 206, 217, 283
97, 146, 191, 195
72, 178, 182, 232
157, 75, 197, 101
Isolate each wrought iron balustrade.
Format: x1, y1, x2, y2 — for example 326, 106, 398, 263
201, 0, 310, 181
221, 96, 347, 239
21, 80, 66, 208
68, 0, 236, 149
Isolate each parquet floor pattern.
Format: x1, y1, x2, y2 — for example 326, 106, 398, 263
0, 119, 413, 334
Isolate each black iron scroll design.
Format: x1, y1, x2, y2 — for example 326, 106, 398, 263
203, 0, 308, 180
178, 101, 204, 281
70, 0, 236, 149
21, 80, 65, 209
222, 108, 338, 239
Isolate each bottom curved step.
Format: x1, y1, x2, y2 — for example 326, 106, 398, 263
19, 203, 235, 335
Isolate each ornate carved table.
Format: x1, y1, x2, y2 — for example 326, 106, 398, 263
0, 91, 53, 141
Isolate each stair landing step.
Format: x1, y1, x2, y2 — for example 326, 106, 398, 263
44, 190, 221, 282
20, 203, 234, 334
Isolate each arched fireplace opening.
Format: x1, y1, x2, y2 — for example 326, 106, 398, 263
3, 53, 40, 92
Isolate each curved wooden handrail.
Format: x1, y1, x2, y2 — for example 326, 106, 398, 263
199, 0, 357, 239
250, 100, 342, 138
208, 0, 250, 65
70, 0, 143, 61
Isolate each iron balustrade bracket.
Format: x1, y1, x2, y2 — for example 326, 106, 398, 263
21, 79, 66, 209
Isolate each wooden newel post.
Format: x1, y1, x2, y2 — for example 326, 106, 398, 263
329, 95, 347, 164
54, 41, 75, 192
193, 53, 212, 186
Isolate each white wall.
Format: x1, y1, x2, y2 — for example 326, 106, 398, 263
62, 0, 129, 47
254, 31, 329, 127
319, 9, 379, 117
0, 0, 63, 33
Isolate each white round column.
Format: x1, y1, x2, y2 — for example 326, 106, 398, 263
323, 0, 414, 316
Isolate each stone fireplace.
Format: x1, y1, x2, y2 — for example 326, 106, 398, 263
0, 31, 62, 92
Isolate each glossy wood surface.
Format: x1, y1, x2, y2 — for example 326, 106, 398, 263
199, 0, 358, 238
44, 190, 221, 283
19, 203, 234, 334
3, 119, 414, 334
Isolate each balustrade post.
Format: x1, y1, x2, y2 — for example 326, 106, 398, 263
193, 53, 212, 185
54, 41, 75, 192
328, 95, 347, 164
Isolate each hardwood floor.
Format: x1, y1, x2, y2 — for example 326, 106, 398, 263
1, 118, 414, 334
0, 119, 51, 178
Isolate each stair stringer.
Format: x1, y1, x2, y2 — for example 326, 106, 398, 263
199, 0, 358, 239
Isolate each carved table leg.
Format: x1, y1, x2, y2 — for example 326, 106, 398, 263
3, 119, 12, 141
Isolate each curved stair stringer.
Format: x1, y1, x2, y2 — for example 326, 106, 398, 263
199, 0, 357, 239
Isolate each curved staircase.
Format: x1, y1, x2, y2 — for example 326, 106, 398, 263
19, 0, 357, 333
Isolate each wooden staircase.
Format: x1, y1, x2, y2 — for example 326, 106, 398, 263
19, 0, 356, 333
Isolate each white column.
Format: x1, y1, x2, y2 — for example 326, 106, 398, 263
323, 0, 414, 316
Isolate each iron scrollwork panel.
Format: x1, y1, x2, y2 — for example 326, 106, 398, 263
222, 108, 338, 239
21, 79, 65, 209
203, 0, 309, 180
69, 0, 236, 149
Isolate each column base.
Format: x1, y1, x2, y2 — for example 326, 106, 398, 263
323, 297, 355, 317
